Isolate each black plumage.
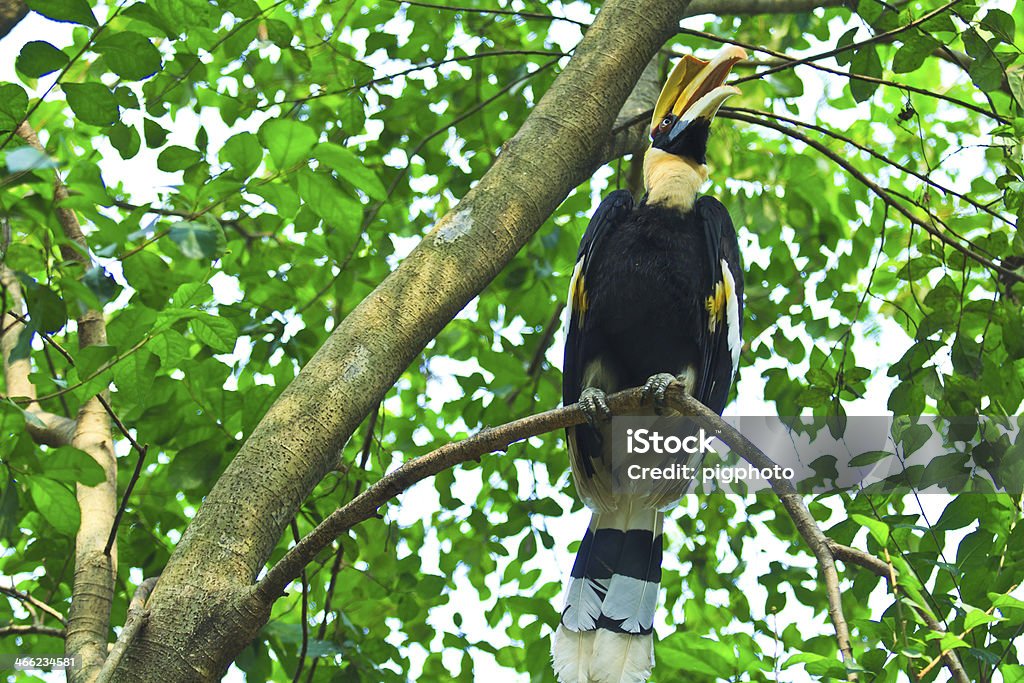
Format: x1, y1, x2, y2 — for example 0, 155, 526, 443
563, 192, 744, 475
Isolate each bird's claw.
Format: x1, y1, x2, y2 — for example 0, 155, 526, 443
579, 387, 611, 428
642, 373, 678, 415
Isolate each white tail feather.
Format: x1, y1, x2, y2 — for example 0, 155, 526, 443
562, 576, 607, 631
601, 575, 659, 633
590, 631, 654, 683
552, 626, 597, 683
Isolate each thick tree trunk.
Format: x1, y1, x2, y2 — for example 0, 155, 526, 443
111, 0, 692, 679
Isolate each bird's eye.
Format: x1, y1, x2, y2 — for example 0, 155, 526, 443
660, 116, 673, 130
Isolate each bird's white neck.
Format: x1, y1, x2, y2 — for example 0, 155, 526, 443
643, 148, 708, 211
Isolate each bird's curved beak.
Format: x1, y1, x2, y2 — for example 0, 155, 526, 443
651, 45, 747, 138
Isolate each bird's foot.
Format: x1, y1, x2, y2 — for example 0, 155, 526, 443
579, 387, 611, 428
642, 373, 679, 414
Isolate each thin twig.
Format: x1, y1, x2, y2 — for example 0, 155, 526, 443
726, 106, 1011, 236
674, 29, 1008, 125
0, 584, 66, 625
305, 408, 378, 682
93, 577, 158, 683
730, 0, 962, 84
719, 109, 1021, 283
2, 310, 74, 364
264, 49, 568, 110
825, 540, 970, 682
289, 521, 309, 683
360, 57, 561, 232
104, 443, 149, 557
0, 624, 65, 637
506, 302, 565, 406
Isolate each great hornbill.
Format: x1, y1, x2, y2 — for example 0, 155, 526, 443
551, 46, 747, 683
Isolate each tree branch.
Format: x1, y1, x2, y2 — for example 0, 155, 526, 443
0, 624, 65, 638
0, 583, 66, 625
15, 122, 118, 683
674, 30, 1008, 125
723, 106, 1011, 232
730, 0, 959, 84
392, 0, 848, 23
719, 109, 1022, 283
823, 541, 970, 683
254, 382, 857, 676
94, 577, 158, 683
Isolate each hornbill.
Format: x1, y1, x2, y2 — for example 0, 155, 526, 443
551, 46, 747, 683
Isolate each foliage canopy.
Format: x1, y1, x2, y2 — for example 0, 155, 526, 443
1, 0, 1023, 680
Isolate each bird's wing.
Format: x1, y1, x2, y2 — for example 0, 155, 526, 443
563, 189, 634, 479
693, 195, 744, 413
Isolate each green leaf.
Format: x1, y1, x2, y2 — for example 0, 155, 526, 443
172, 282, 214, 308
144, 118, 169, 147
27, 0, 97, 27
28, 478, 80, 536
0, 477, 19, 539
852, 513, 889, 545
784, 652, 849, 677
990, 593, 1024, 611
63, 82, 119, 126
964, 608, 1002, 632
15, 41, 69, 78
5, 146, 58, 173
1009, 71, 1024, 109
189, 314, 236, 352
21, 277, 65, 333
221, 132, 262, 177
935, 632, 969, 650
849, 450, 891, 467
95, 31, 162, 81
157, 145, 202, 172
263, 19, 292, 47
44, 446, 106, 486
316, 142, 387, 199
892, 35, 938, 74
982, 9, 1015, 44
76, 344, 117, 377
0, 83, 28, 131
296, 169, 361, 229
109, 122, 141, 160
83, 266, 120, 304
962, 29, 1004, 92
849, 46, 882, 102
258, 119, 317, 169
168, 221, 226, 260
114, 86, 139, 110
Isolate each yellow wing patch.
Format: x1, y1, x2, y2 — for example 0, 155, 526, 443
569, 260, 589, 322
704, 272, 734, 333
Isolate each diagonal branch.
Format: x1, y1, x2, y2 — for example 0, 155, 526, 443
254, 382, 857, 677
719, 109, 1022, 283
0, 583, 67, 625
824, 542, 970, 682
674, 30, 1008, 125
94, 577, 158, 683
